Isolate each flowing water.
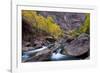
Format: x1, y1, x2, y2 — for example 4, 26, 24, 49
22, 46, 88, 62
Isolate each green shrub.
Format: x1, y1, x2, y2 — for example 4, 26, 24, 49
67, 13, 90, 38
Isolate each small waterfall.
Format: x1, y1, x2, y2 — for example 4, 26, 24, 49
22, 45, 82, 62
51, 48, 66, 60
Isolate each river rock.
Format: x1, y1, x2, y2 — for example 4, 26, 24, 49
64, 33, 90, 56
24, 49, 52, 62
22, 47, 34, 52
45, 37, 56, 43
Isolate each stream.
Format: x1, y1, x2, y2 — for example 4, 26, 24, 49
22, 45, 85, 62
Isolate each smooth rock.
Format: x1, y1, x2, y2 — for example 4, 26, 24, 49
64, 33, 90, 56
22, 47, 34, 52
24, 49, 52, 62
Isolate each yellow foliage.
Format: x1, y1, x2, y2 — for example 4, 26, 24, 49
22, 10, 37, 25
22, 10, 63, 39
79, 13, 90, 33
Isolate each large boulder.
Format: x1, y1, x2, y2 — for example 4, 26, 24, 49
64, 33, 90, 56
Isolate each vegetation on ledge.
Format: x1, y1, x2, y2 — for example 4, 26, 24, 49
67, 13, 90, 38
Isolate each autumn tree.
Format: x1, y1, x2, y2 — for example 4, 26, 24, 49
22, 10, 64, 39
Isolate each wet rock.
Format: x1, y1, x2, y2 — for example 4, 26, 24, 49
22, 47, 34, 52
64, 33, 90, 56
45, 37, 56, 43
50, 42, 61, 52
33, 40, 43, 48
24, 42, 31, 47
75, 50, 90, 59
24, 49, 52, 62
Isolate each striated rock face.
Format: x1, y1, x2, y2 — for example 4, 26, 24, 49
24, 49, 52, 62
64, 33, 90, 56
39, 12, 86, 31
